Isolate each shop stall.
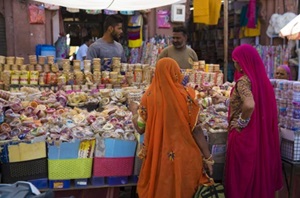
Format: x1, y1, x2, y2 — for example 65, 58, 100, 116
0, 54, 230, 197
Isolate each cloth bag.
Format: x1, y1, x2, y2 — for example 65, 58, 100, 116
193, 178, 224, 198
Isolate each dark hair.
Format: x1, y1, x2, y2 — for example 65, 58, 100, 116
83, 36, 92, 43
104, 15, 123, 31
173, 26, 187, 36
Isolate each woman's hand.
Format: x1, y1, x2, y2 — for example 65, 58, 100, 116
128, 101, 139, 115
229, 121, 242, 132
205, 163, 213, 176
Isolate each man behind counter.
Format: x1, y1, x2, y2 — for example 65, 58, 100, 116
158, 26, 198, 69
87, 15, 126, 67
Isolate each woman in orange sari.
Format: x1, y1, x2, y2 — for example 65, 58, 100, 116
129, 58, 213, 198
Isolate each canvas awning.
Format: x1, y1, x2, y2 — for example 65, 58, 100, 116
280, 14, 300, 40
34, 0, 183, 11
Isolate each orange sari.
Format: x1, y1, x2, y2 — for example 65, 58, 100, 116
137, 58, 210, 198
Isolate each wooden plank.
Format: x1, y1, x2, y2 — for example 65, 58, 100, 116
40, 182, 137, 192
223, 0, 228, 82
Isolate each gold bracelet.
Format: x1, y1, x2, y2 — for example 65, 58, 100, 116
204, 159, 215, 165
203, 154, 215, 165
204, 154, 212, 161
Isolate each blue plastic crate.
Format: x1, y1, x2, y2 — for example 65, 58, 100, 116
28, 178, 48, 189
36, 44, 56, 59
107, 176, 128, 185
49, 180, 71, 189
129, 175, 138, 183
104, 138, 137, 158
90, 177, 105, 186
48, 139, 80, 159
74, 179, 88, 187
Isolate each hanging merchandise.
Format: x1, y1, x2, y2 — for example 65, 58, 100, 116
157, 10, 171, 29
256, 44, 292, 78
28, 4, 46, 24
66, 8, 80, 13
240, 20, 261, 38
104, 10, 118, 15
193, 0, 222, 25
129, 47, 143, 64
120, 11, 134, 15
247, 0, 256, 28
140, 35, 172, 66
86, 10, 102, 15
267, 12, 296, 38
55, 36, 69, 59
44, 3, 59, 10
128, 14, 143, 48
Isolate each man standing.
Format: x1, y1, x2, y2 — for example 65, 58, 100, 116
158, 26, 198, 69
76, 36, 93, 70
87, 15, 126, 67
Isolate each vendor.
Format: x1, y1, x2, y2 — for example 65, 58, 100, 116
87, 15, 126, 68
158, 26, 198, 69
275, 65, 292, 80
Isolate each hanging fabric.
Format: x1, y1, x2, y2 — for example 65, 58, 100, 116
66, 8, 80, 13
247, 0, 256, 28
86, 10, 102, 15
193, 0, 222, 25
28, 4, 46, 24
128, 14, 143, 48
120, 11, 134, 15
103, 10, 118, 15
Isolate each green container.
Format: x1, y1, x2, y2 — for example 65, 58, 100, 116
48, 158, 92, 180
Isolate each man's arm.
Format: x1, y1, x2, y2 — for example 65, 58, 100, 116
191, 49, 198, 61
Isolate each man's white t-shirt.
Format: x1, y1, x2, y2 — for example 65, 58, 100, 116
76, 44, 88, 70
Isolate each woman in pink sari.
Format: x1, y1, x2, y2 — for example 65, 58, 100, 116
213, 44, 283, 197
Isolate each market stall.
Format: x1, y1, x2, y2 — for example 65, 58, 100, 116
0, 54, 230, 197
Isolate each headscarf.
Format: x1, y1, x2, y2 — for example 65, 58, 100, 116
137, 58, 211, 198
228, 44, 282, 197
277, 64, 292, 80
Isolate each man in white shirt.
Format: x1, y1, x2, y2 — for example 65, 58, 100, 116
76, 36, 93, 70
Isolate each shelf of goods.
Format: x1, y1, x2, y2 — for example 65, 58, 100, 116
0, 85, 144, 189
271, 79, 300, 162
0, 54, 232, 189
0, 55, 155, 92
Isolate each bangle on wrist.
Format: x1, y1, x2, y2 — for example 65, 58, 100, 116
237, 113, 250, 128
204, 154, 212, 161
203, 154, 215, 165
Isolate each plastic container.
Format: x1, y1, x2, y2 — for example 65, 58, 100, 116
104, 138, 137, 157
48, 139, 80, 159
91, 177, 105, 186
1, 158, 48, 183
107, 176, 128, 185
36, 45, 56, 61
48, 158, 92, 180
74, 179, 88, 187
28, 178, 48, 189
93, 157, 134, 177
49, 180, 71, 189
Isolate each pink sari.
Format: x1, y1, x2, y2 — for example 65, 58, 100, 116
225, 44, 283, 198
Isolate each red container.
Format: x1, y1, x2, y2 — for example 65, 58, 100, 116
93, 157, 134, 177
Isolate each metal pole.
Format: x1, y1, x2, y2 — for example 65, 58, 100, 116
224, 0, 228, 82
